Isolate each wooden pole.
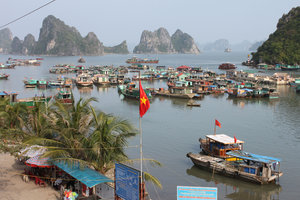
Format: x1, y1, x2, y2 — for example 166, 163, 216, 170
214, 119, 216, 135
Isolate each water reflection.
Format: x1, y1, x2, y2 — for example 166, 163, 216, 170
227, 97, 279, 109
95, 85, 111, 93
77, 86, 93, 95
186, 166, 281, 200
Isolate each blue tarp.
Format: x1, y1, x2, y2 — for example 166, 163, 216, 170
54, 162, 113, 188
226, 150, 281, 164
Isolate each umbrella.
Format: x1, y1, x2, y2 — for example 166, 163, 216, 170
25, 155, 52, 168
19, 145, 46, 158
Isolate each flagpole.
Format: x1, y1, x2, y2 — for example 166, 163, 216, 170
139, 71, 143, 190
214, 119, 216, 135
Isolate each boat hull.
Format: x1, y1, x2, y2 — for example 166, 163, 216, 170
187, 152, 282, 184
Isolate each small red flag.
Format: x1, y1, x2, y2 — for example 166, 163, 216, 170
234, 136, 237, 143
215, 119, 221, 128
139, 81, 150, 118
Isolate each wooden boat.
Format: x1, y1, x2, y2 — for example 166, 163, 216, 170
0, 73, 9, 79
0, 63, 15, 69
118, 83, 152, 100
126, 57, 159, 64
187, 151, 282, 184
1, 92, 52, 107
37, 79, 47, 89
54, 90, 73, 104
199, 134, 244, 159
23, 79, 38, 88
92, 74, 110, 86
16, 95, 52, 107
187, 103, 200, 107
154, 89, 196, 99
280, 64, 300, 71
219, 63, 236, 70
75, 73, 93, 87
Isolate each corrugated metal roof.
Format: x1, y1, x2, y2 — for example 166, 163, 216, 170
227, 150, 281, 164
206, 134, 244, 144
54, 162, 113, 188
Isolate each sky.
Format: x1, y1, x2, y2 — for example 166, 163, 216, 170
0, 0, 299, 47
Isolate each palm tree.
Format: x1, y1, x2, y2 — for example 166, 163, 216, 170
0, 98, 28, 129
87, 107, 138, 173
23, 97, 162, 189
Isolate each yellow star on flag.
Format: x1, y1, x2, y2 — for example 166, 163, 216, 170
140, 96, 147, 105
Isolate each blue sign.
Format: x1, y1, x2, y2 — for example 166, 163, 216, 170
177, 186, 217, 200
115, 163, 140, 200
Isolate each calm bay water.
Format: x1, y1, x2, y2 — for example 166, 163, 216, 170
1, 52, 299, 200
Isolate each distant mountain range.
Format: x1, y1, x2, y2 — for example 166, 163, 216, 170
0, 15, 273, 56
197, 39, 263, 52
0, 15, 129, 56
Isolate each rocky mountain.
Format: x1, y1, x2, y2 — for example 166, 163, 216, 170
249, 41, 264, 51
203, 39, 230, 51
171, 29, 200, 54
10, 37, 23, 54
0, 15, 129, 56
104, 40, 129, 54
252, 7, 300, 64
133, 28, 175, 54
133, 28, 199, 54
0, 28, 13, 53
34, 15, 104, 56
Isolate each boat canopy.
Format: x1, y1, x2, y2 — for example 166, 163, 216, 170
54, 162, 113, 188
227, 150, 281, 164
206, 134, 244, 144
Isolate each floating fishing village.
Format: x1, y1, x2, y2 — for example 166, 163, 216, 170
1, 52, 299, 200
1, 2, 300, 200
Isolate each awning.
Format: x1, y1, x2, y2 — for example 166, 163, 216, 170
19, 145, 46, 158
226, 150, 281, 164
54, 162, 113, 188
25, 155, 52, 168
206, 134, 244, 144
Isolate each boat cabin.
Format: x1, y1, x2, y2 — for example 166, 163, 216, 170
199, 134, 244, 158
227, 150, 282, 184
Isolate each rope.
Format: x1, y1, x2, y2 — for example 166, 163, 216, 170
0, 0, 57, 29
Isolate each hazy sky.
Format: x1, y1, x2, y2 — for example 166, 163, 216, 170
0, 0, 299, 47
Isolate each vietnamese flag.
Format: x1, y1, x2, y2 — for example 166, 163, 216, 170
215, 119, 221, 128
234, 136, 237, 143
139, 81, 150, 118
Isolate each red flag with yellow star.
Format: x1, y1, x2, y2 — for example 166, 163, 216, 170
139, 80, 150, 118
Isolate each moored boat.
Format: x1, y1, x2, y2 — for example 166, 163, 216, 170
75, 73, 93, 87
92, 74, 110, 86
23, 79, 38, 88
219, 63, 236, 70
118, 82, 152, 100
199, 134, 244, 159
280, 64, 300, 71
0, 73, 9, 79
1, 91, 52, 107
54, 90, 73, 104
126, 56, 159, 64
17, 95, 52, 107
187, 151, 282, 184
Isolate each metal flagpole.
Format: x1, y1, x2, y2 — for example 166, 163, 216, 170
139, 71, 143, 195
